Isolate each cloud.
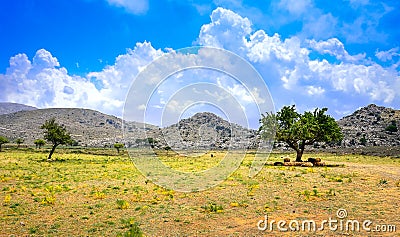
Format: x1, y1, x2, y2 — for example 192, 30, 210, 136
63, 86, 74, 94
375, 47, 400, 62
301, 13, 338, 40
277, 0, 312, 16
198, 7, 400, 113
0, 42, 164, 116
33, 49, 60, 68
106, 0, 149, 15
306, 86, 325, 96
340, 1, 393, 44
349, 0, 370, 8
198, 7, 252, 53
0, 49, 106, 109
0, 7, 399, 122
307, 38, 366, 62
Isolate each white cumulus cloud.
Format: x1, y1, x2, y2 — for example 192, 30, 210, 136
0, 42, 164, 116
307, 38, 366, 62
375, 47, 400, 62
198, 7, 400, 115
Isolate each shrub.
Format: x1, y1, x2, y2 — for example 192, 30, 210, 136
385, 121, 398, 133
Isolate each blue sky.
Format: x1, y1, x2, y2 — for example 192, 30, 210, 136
0, 0, 399, 127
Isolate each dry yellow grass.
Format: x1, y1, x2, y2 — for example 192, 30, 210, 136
0, 148, 399, 236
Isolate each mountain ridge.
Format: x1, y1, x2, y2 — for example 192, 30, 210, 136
0, 102, 37, 115
0, 103, 399, 149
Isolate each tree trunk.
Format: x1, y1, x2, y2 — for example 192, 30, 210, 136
296, 141, 306, 162
48, 144, 58, 160
296, 150, 303, 162
0, 144, 2, 152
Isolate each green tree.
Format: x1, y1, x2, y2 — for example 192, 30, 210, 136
41, 118, 72, 160
68, 139, 79, 146
15, 138, 24, 148
34, 139, 46, 149
0, 136, 9, 152
164, 146, 172, 154
360, 134, 367, 146
114, 143, 124, 153
147, 137, 157, 148
260, 105, 343, 161
385, 121, 398, 133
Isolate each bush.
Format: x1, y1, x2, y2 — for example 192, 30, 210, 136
385, 121, 398, 133
360, 135, 367, 146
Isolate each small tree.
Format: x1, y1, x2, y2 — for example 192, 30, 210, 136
164, 146, 172, 155
114, 143, 124, 153
34, 139, 46, 149
41, 118, 72, 160
147, 137, 157, 148
15, 138, 24, 149
360, 134, 367, 146
0, 136, 9, 152
260, 105, 343, 161
68, 139, 79, 146
385, 121, 398, 133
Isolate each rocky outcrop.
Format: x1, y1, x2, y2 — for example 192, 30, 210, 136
338, 104, 400, 147
159, 112, 257, 150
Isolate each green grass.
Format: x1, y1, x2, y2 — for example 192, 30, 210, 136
0, 148, 399, 236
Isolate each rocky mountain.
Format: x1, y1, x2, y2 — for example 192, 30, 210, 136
0, 103, 398, 150
338, 104, 400, 147
0, 102, 37, 115
160, 112, 257, 150
0, 108, 154, 147
0, 108, 256, 149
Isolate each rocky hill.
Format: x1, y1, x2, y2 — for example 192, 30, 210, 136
0, 103, 398, 150
160, 112, 257, 150
0, 102, 37, 115
338, 104, 400, 147
0, 108, 153, 147
0, 108, 256, 149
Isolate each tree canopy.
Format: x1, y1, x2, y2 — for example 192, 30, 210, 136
15, 138, 24, 148
0, 136, 9, 152
41, 118, 72, 160
259, 105, 343, 161
34, 139, 46, 149
114, 143, 124, 153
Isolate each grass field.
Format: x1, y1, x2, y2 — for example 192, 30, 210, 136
1, 147, 399, 236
